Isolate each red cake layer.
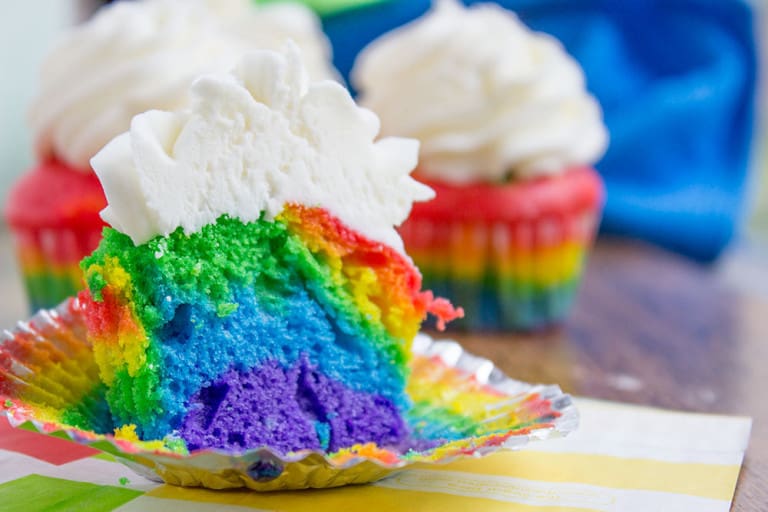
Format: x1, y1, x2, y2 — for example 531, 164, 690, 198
409, 167, 604, 223
5, 160, 106, 231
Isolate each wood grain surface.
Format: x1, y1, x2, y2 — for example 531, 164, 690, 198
1, 230, 765, 510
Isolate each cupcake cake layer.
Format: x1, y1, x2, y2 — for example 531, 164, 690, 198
80, 205, 456, 451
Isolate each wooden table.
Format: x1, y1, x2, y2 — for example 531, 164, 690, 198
439, 239, 767, 511
0, 230, 765, 510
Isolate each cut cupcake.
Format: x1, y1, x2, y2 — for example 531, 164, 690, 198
353, 0, 608, 331
79, 45, 461, 454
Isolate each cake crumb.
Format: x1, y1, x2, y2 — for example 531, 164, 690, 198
216, 302, 239, 318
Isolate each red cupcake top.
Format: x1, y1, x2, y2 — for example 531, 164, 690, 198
410, 167, 604, 222
4, 160, 106, 231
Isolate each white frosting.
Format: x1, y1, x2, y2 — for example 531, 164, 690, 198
30, 0, 337, 171
352, 0, 608, 183
91, 46, 432, 251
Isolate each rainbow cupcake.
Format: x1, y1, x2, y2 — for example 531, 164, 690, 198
353, 0, 608, 331
77, 46, 461, 453
5, 0, 337, 312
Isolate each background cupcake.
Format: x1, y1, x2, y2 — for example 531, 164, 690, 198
4, 0, 337, 312
352, 0, 608, 331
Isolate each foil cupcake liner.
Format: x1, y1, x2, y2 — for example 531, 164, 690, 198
0, 298, 578, 491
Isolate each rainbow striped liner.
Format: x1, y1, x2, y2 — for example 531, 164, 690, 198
0, 298, 576, 490
401, 210, 600, 330
12, 227, 102, 312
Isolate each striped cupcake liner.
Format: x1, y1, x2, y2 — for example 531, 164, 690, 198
10, 225, 103, 312
401, 208, 601, 331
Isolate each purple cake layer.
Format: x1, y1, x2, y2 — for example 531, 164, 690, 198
180, 358, 407, 454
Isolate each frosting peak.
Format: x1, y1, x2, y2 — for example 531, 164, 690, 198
92, 46, 431, 250
352, 0, 608, 183
30, 0, 337, 171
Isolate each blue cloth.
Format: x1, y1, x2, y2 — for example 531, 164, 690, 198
323, 0, 757, 261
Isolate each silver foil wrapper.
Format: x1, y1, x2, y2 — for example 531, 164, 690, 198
0, 299, 578, 490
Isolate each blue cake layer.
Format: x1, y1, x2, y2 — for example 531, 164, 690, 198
124, 284, 408, 440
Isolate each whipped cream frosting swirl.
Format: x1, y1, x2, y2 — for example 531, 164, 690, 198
30, 0, 337, 171
353, 0, 608, 183
91, 45, 431, 252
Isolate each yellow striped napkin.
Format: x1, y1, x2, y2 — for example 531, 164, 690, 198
134, 399, 751, 511
0, 398, 751, 512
